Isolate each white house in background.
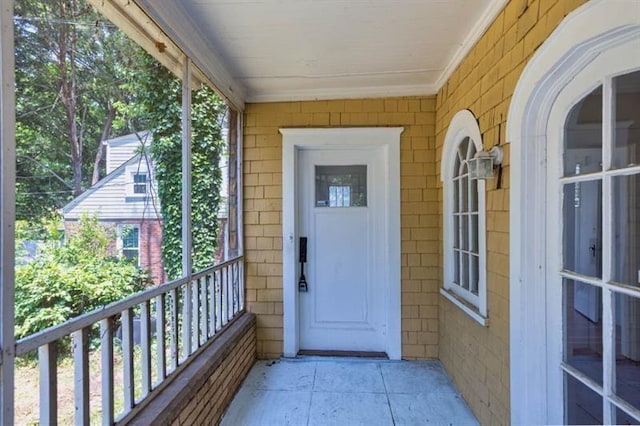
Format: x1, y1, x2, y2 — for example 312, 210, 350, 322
62, 132, 167, 285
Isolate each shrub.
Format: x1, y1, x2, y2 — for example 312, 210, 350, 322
15, 216, 151, 340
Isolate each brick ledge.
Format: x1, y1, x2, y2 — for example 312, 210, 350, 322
123, 312, 256, 425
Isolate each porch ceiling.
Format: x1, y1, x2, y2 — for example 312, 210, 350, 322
136, 0, 506, 106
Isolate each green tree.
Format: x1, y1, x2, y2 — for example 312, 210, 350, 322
14, 0, 147, 219
126, 54, 227, 279
14, 0, 227, 281
14, 216, 151, 339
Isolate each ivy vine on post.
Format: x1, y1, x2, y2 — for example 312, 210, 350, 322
129, 54, 227, 279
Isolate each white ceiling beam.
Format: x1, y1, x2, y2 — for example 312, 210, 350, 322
247, 83, 439, 103
90, 0, 245, 111
89, 0, 185, 87
135, 1, 246, 111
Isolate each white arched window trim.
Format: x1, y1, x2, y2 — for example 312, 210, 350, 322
440, 109, 488, 325
507, 0, 640, 423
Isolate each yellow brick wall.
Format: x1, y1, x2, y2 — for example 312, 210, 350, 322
243, 97, 440, 360
435, 0, 588, 424
171, 316, 256, 425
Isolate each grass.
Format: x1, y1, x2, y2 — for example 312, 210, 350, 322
14, 342, 168, 425
13, 302, 225, 424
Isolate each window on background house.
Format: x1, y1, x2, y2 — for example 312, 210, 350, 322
133, 172, 148, 194
440, 110, 488, 325
119, 224, 140, 265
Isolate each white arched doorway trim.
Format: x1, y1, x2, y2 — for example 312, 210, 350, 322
507, 0, 640, 423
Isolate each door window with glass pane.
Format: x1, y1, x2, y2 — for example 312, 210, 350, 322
561, 69, 640, 425
315, 165, 367, 207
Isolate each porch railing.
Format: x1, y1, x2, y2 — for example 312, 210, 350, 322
15, 256, 244, 425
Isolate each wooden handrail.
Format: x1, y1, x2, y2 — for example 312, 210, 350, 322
15, 256, 243, 355
15, 256, 244, 424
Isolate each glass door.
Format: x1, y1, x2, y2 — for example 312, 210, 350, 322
560, 70, 640, 424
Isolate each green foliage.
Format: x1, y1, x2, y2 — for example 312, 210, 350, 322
15, 215, 63, 242
15, 216, 64, 265
14, 216, 150, 339
129, 55, 227, 279
14, 0, 150, 220
14, 0, 227, 281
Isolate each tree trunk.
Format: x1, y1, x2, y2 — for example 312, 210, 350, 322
91, 105, 116, 185
59, 0, 83, 197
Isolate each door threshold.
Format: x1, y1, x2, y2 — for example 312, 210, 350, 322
297, 350, 388, 359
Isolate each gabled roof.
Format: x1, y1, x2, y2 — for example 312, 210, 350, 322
105, 131, 152, 175
62, 152, 161, 220
103, 131, 151, 148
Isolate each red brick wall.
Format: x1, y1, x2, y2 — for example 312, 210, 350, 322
64, 219, 166, 285
138, 219, 166, 284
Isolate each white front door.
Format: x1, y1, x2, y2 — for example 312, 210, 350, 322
297, 148, 386, 352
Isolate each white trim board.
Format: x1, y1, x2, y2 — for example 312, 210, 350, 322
433, 0, 508, 92
280, 127, 403, 360
507, 0, 640, 423
133, 1, 246, 111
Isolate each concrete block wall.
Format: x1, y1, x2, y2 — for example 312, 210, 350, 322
243, 97, 441, 360
434, 0, 589, 424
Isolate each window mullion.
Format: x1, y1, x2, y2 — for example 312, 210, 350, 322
464, 137, 473, 292
478, 179, 487, 316
601, 76, 615, 424
467, 173, 475, 292
457, 177, 463, 285
603, 76, 614, 172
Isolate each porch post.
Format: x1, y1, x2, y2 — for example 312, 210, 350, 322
0, 0, 15, 423
237, 112, 244, 258
227, 109, 239, 259
181, 58, 193, 357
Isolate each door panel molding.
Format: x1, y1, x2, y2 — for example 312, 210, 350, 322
280, 127, 403, 359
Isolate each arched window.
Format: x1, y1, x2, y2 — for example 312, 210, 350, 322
440, 109, 487, 324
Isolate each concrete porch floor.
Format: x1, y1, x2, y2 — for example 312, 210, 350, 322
220, 357, 479, 426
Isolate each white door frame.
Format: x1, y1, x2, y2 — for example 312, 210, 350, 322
280, 127, 403, 359
507, 0, 640, 423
